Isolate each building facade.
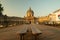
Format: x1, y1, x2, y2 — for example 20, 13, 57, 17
24, 7, 36, 24
38, 9, 60, 24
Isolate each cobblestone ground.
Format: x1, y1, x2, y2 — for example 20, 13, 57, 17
0, 24, 60, 40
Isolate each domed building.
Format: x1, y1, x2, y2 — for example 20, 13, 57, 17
24, 7, 35, 24
26, 7, 34, 17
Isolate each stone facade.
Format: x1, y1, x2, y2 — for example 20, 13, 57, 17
24, 7, 35, 24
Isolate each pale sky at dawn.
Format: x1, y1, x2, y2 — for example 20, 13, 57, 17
0, 0, 60, 17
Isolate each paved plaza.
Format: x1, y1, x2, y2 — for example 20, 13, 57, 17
0, 24, 60, 40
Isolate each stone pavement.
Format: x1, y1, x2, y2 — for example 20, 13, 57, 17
0, 24, 60, 40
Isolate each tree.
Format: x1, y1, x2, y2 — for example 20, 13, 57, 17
3, 15, 8, 27
0, 3, 3, 16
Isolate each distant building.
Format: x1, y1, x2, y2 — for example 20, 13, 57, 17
48, 9, 60, 24
38, 16, 50, 23
38, 9, 60, 24
24, 7, 37, 24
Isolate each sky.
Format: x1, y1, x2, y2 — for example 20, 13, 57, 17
0, 0, 60, 17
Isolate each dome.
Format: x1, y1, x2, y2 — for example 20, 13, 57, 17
26, 7, 34, 17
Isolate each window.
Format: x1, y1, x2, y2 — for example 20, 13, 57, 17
58, 14, 60, 19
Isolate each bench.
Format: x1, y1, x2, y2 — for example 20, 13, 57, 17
17, 26, 42, 40
17, 26, 28, 40
31, 26, 42, 40
31, 26, 42, 34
